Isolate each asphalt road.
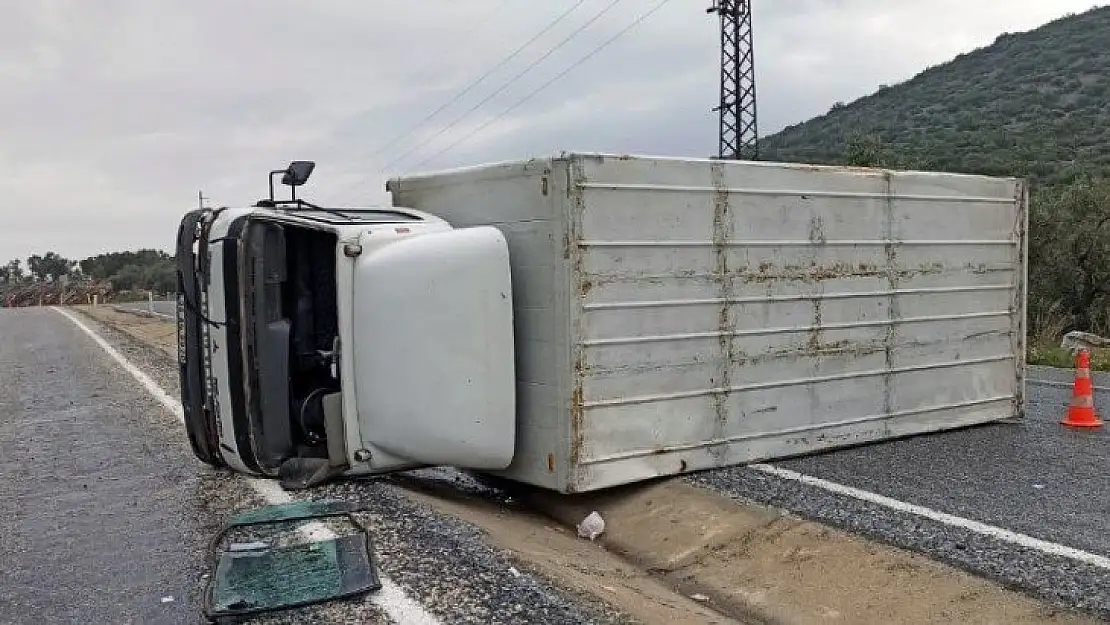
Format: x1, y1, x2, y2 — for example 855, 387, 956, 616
0, 308, 622, 625
689, 371, 1110, 619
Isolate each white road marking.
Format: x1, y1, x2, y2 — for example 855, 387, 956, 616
750, 463, 1110, 571
54, 307, 442, 625
55, 307, 185, 421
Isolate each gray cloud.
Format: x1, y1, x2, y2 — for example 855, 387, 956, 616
2, 0, 1103, 262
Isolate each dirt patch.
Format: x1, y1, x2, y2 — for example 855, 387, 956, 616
75, 305, 177, 358
397, 479, 741, 625
528, 480, 1099, 625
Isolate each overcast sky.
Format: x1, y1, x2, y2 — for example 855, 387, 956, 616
3, 0, 1106, 262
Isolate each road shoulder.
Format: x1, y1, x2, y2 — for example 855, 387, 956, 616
530, 478, 1099, 624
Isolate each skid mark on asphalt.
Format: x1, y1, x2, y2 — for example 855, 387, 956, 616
53, 307, 442, 625
750, 463, 1110, 570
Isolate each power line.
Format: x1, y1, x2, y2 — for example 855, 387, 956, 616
325, 0, 597, 205
407, 0, 676, 171
363, 0, 586, 162
377, 0, 626, 174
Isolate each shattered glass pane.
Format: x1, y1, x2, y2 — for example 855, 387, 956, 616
209, 534, 375, 616
204, 500, 380, 619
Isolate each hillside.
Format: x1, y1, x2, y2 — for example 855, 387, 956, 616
761, 6, 1110, 187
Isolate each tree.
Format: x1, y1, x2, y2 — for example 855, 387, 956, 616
72, 249, 175, 293
843, 134, 889, 167
109, 264, 145, 291
80, 249, 171, 281
2, 248, 175, 305
0, 259, 23, 286
26, 252, 75, 283
1028, 175, 1110, 335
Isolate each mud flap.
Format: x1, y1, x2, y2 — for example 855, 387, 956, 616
202, 500, 380, 622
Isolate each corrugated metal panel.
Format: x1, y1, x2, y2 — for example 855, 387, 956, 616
566, 155, 1025, 492
389, 153, 1027, 494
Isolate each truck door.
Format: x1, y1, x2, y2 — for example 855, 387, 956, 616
350, 226, 516, 470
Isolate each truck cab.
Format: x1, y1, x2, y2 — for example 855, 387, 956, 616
175, 162, 515, 486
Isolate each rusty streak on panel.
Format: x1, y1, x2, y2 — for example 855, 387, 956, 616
567, 161, 588, 471
582, 262, 962, 287
738, 262, 940, 283
1012, 180, 1029, 419
582, 285, 1015, 311
709, 161, 733, 467
882, 171, 898, 425
582, 330, 1014, 379
804, 214, 826, 429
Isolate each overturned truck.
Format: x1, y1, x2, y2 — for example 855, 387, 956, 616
176, 153, 1028, 493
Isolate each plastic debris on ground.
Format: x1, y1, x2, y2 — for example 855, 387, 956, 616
577, 511, 605, 541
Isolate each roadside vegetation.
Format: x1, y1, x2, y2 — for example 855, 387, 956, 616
1028, 344, 1110, 371
0, 250, 175, 305
763, 7, 1110, 189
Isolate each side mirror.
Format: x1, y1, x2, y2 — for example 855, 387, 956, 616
281, 161, 315, 187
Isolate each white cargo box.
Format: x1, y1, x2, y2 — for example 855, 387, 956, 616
387, 153, 1028, 493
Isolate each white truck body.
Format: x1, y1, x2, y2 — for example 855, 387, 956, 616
386, 153, 1028, 493
176, 205, 516, 481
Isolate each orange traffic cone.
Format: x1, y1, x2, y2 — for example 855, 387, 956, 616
1062, 349, 1103, 428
